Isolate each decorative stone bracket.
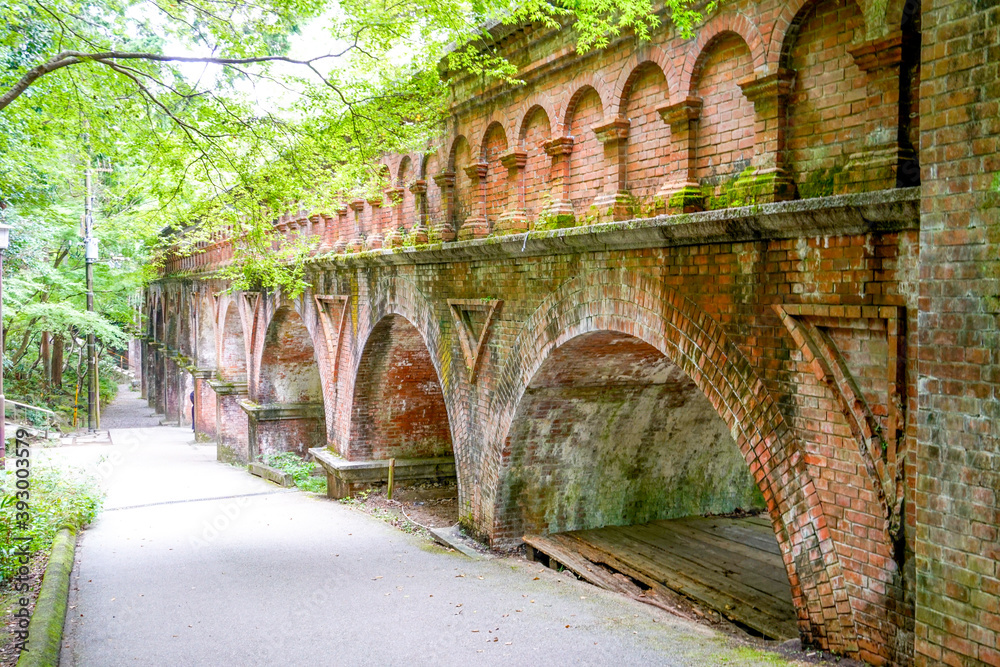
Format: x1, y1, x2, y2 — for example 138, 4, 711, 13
448, 298, 503, 383
773, 303, 906, 540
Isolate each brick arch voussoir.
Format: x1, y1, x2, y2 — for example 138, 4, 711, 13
484, 268, 856, 653
447, 134, 472, 170
475, 112, 512, 160
345, 276, 469, 469
560, 76, 610, 134
513, 97, 557, 145
681, 12, 767, 96
768, 0, 870, 69
609, 44, 680, 117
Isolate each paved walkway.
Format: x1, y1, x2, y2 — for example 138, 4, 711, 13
54, 427, 818, 666
97, 383, 163, 429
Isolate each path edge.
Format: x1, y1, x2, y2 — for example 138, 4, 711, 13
16, 523, 78, 667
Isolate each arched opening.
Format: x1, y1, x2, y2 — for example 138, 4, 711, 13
518, 106, 551, 223
251, 306, 326, 458
622, 63, 671, 202
449, 136, 473, 228
501, 331, 797, 639
397, 156, 414, 231
692, 32, 757, 204
566, 87, 604, 215
482, 122, 508, 226
784, 0, 866, 197
349, 315, 453, 460
219, 305, 247, 382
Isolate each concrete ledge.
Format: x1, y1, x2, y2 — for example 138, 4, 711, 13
309, 448, 457, 499
248, 462, 295, 487
17, 524, 77, 667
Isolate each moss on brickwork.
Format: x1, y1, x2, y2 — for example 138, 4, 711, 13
503, 383, 765, 536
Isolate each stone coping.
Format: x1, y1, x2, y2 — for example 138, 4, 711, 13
159, 188, 920, 278
309, 187, 920, 268
207, 379, 248, 395
238, 400, 324, 421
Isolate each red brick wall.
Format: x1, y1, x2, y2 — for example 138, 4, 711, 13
398, 157, 415, 231
915, 0, 1000, 664
349, 315, 453, 460
694, 33, 756, 193
520, 107, 551, 222
219, 305, 246, 381
785, 0, 867, 196
567, 87, 604, 216
624, 64, 671, 202
424, 153, 443, 224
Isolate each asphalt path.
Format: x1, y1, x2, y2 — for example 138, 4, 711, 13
55, 427, 812, 666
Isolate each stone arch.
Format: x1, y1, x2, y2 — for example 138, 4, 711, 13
347, 313, 454, 461
518, 105, 552, 222
609, 45, 679, 117
681, 12, 766, 96
396, 155, 412, 186
341, 277, 464, 458
513, 97, 557, 143
561, 81, 608, 134
483, 268, 856, 653
396, 155, 415, 230
422, 150, 444, 226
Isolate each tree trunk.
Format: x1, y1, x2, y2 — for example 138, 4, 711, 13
41, 332, 51, 392
51, 334, 64, 389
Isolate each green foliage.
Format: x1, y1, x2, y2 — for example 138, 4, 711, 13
0, 464, 103, 582
258, 451, 326, 493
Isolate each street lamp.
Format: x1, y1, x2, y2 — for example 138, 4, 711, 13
0, 222, 11, 469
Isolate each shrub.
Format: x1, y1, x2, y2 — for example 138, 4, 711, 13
0, 462, 103, 583
258, 452, 327, 494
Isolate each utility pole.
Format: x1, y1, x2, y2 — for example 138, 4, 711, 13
84, 160, 111, 433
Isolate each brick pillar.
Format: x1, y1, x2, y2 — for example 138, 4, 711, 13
738, 70, 797, 203
164, 353, 180, 422
333, 207, 349, 253
541, 136, 575, 228
192, 370, 216, 441
431, 171, 457, 242
347, 199, 365, 251
179, 365, 194, 428
365, 198, 384, 249
319, 213, 334, 253
383, 187, 405, 247
210, 380, 250, 463
837, 31, 914, 193
408, 180, 430, 243
240, 401, 326, 460
459, 162, 489, 240
495, 151, 528, 234
592, 118, 631, 221
657, 97, 703, 213
139, 339, 148, 399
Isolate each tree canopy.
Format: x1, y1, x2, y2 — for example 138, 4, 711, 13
0, 0, 713, 414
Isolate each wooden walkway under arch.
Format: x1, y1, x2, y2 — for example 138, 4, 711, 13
524, 515, 799, 641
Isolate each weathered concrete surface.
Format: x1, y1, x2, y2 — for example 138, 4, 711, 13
58, 427, 819, 666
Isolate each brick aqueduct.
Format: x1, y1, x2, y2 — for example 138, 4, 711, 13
141, 0, 1000, 664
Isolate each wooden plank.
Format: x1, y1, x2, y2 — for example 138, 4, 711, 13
559, 531, 799, 640
620, 523, 794, 602
596, 525, 797, 619
649, 520, 791, 588
523, 534, 644, 598
669, 517, 783, 556
574, 526, 797, 624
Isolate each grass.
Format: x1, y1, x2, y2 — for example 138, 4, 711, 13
257, 451, 327, 494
